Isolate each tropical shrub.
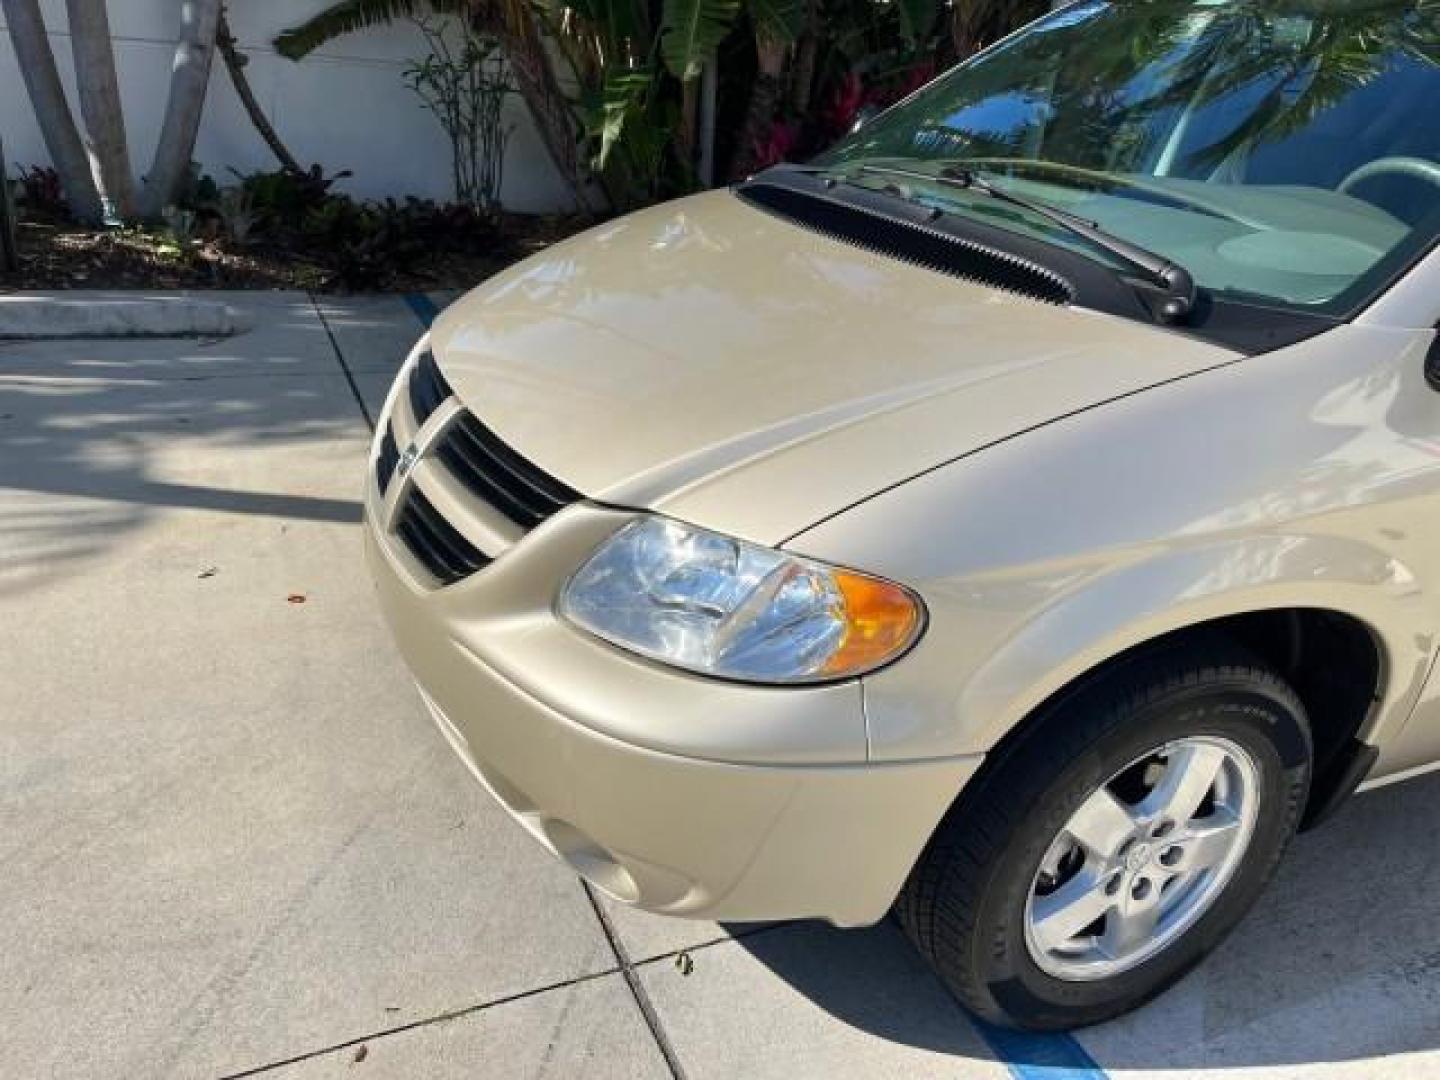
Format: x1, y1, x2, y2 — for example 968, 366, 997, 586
228, 164, 354, 232
15, 165, 67, 217
403, 16, 516, 213
270, 0, 1053, 212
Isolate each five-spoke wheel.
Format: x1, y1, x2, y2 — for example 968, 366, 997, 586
897, 643, 1312, 1030
1024, 736, 1258, 980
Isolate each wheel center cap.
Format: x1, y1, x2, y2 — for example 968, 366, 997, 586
1124, 842, 1153, 873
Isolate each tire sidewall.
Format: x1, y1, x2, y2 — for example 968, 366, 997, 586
967, 681, 1310, 1028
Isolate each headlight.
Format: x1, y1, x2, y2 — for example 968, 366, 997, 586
559, 516, 924, 684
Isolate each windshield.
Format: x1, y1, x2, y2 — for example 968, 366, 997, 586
817, 0, 1440, 316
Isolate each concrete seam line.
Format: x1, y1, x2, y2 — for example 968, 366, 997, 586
629, 922, 791, 968
309, 294, 375, 431
406, 290, 690, 1076
403, 282, 1100, 1080
215, 966, 624, 1079
582, 883, 690, 1080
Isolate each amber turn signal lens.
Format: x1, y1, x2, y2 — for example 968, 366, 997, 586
820, 570, 924, 677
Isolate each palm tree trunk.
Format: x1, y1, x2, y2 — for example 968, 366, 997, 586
65, 0, 137, 220
728, 36, 786, 182
790, 30, 817, 115
698, 61, 718, 186
216, 9, 302, 174
1, 0, 102, 222
0, 134, 18, 271
472, 0, 593, 211
139, 0, 222, 219
677, 77, 699, 178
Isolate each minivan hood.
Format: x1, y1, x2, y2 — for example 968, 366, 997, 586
430, 190, 1240, 544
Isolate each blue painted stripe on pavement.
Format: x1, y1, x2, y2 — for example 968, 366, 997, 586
404, 292, 441, 328
971, 1018, 1108, 1080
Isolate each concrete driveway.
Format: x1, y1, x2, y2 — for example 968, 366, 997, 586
4, 291, 1440, 1079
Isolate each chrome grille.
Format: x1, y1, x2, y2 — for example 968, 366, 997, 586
375, 349, 581, 586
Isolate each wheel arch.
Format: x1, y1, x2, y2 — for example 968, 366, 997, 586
969, 606, 1388, 829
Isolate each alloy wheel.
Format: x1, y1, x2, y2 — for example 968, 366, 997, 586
1022, 736, 1260, 981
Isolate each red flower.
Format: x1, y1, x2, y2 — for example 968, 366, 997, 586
893, 60, 936, 102
751, 120, 800, 170
825, 72, 867, 135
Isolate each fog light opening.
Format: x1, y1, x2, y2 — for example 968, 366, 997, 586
542, 819, 641, 903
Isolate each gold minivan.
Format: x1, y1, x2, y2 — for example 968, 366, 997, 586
366, 0, 1440, 1030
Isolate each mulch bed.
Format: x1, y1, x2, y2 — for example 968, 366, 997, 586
0, 213, 586, 294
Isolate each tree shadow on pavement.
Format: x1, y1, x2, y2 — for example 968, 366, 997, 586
0, 322, 368, 598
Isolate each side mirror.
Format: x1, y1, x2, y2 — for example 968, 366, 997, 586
1428, 333, 1440, 392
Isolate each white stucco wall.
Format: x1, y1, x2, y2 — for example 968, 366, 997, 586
0, 0, 575, 212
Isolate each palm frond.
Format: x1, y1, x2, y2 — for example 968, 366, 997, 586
748, 0, 802, 44
893, 0, 937, 47
273, 0, 467, 60
658, 0, 741, 80
594, 69, 654, 167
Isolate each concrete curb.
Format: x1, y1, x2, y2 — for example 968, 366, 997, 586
0, 296, 245, 339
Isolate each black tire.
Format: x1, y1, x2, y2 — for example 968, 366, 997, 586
897, 641, 1312, 1031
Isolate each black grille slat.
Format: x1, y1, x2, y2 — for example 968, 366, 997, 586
407, 492, 486, 575
395, 490, 489, 583
396, 507, 465, 581
436, 412, 581, 531
408, 349, 452, 426
375, 430, 400, 493
436, 437, 546, 529
450, 414, 577, 509
382, 349, 581, 585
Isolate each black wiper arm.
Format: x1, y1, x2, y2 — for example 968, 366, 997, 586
842, 163, 1198, 324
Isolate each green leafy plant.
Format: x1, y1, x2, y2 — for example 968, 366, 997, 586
160, 206, 198, 244
403, 17, 516, 213
16, 165, 68, 217
171, 160, 220, 213
229, 164, 353, 231
269, 0, 1059, 214
659, 0, 742, 80
211, 185, 260, 244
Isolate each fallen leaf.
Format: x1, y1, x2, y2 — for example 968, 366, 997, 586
675, 952, 694, 976
197, 566, 218, 579
353, 1044, 368, 1063
287, 593, 306, 604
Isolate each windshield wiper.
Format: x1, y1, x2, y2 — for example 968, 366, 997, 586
837, 163, 1198, 325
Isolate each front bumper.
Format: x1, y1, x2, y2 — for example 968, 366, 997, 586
364, 502, 981, 926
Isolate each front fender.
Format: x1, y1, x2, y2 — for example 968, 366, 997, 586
785, 322, 1440, 763
950, 536, 1427, 756
844, 531, 1431, 762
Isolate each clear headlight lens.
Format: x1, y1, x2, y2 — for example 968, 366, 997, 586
559, 516, 924, 684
